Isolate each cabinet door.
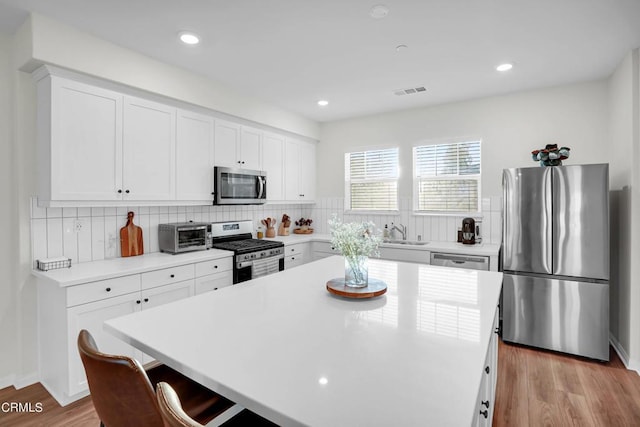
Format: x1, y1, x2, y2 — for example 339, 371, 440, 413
284, 139, 300, 200
67, 293, 141, 396
298, 140, 316, 201
50, 77, 123, 201
123, 96, 176, 200
240, 126, 262, 170
140, 280, 195, 364
195, 272, 233, 294
176, 109, 214, 201
262, 132, 285, 201
214, 119, 241, 168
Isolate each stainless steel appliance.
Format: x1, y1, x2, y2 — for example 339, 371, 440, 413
430, 253, 489, 271
213, 166, 267, 205
502, 164, 609, 360
209, 220, 284, 283
159, 222, 211, 254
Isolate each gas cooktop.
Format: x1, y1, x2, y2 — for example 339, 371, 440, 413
211, 238, 283, 254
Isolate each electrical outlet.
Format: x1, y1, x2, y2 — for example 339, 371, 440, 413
74, 219, 84, 232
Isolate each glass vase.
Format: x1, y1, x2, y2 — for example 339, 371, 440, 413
344, 255, 369, 288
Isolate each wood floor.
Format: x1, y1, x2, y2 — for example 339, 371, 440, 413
2, 339, 640, 426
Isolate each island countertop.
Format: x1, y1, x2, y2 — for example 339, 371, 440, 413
105, 256, 503, 426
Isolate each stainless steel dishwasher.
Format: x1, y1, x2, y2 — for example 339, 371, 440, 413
430, 252, 489, 271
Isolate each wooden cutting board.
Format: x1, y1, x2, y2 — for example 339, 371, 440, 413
120, 211, 144, 257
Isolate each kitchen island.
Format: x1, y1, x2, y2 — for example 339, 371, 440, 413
105, 256, 503, 426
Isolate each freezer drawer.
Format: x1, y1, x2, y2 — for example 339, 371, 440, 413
430, 252, 489, 271
502, 273, 609, 360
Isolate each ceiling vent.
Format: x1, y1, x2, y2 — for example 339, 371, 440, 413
394, 86, 426, 96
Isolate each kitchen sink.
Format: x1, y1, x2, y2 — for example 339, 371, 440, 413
382, 239, 429, 246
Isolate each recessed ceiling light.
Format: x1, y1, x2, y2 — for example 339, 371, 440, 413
317, 100, 329, 107
179, 32, 200, 45
496, 63, 513, 72
369, 4, 389, 19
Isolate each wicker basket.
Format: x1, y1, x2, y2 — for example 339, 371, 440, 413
37, 257, 72, 271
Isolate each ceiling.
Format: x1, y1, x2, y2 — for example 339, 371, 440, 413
1, 0, 639, 123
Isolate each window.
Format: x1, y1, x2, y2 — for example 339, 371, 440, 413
413, 141, 481, 213
345, 148, 399, 211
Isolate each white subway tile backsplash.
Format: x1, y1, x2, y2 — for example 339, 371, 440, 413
31, 219, 47, 264
31, 198, 46, 219
63, 217, 78, 264
47, 218, 64, 258
63, 207, 77, 218
78, 207, 91, 217
91, 216, 105, 261
47, 207, 62, 219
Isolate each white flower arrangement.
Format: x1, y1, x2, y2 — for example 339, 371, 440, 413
328, 216, 382, 259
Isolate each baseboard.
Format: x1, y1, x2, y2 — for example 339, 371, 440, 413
0, 374, 16, 390
610, 334, 640, 374
13, 372, 39, 390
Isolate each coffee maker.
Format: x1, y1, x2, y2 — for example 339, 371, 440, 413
461, 217, 476, 245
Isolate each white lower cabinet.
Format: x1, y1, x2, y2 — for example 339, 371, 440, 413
284, 243, 310, 269
312, 241, 339, 260
473, 308, 499, 426
37, 256, 231, 406
194, 257, 233, 294
66, 293, 141, 396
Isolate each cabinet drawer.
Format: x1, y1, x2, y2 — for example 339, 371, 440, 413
67, 274, 140, 307
285, 243, 304, 256
141, 264, 195, 290
285, 255, 304, 270
195, 257, 233, 277
195, 272, 233, 294
312, 241, 337, 254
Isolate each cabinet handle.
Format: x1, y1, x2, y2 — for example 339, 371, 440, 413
125, 189, 130, 194
237, 160, 241, 164
144, 298, 149, 303
214, 287, 218, 291
214, 265, 218, 269
241, 161, 245, 164
485, 366, 490, 374
170, 274, 175, 278
494, 327, 500, 334
481, 400, 490, 408
136, 300, 141, 304
292, 257, 295, 260
479, 410, 488, 419
105, 287, 111, 292
117, 189, 122, 194
211, 192, 215, 195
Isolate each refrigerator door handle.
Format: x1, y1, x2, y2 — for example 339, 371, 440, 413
542, 167, 553, 273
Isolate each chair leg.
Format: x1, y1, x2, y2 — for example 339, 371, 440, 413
100, 422, 105, 427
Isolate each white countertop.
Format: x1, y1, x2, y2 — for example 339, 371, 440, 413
32, 249, 233, 287
105, 256, 503, 427
266, 233, 501, 256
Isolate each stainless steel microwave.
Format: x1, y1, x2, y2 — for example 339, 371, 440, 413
213, 167, 267, 205
158, 222, 211, 254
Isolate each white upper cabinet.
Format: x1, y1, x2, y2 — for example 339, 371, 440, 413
284, 138, 316, 202
43, 77, 123, 201
262, 132, 285, 201
213, 119, 241, 168
176, 110, 215, 202
214, 119, 262, 170
122, 96, 176, 201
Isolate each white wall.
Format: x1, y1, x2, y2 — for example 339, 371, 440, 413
318, 81, 609, 200
608, 49, 640, 370
0, 34, 17, 386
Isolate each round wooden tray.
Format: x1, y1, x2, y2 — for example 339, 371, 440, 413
326, 278, 387, 299
293, 228, 314, 234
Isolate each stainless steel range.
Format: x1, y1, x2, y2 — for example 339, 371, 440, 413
209, 220, 284, 284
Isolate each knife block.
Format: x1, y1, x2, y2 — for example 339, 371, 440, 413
278, 224, 289, 236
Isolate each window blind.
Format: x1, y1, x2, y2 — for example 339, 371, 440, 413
346, 148, 399, 210
414, 141, 481, 213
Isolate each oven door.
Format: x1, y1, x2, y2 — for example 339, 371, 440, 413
214, 166, 266, 205
235, 254, 284, 283
176, 225, 207, 252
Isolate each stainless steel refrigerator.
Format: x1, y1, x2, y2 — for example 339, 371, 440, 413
502, 164, 609, 361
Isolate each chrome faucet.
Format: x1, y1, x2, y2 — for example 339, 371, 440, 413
391, 223, 407, 241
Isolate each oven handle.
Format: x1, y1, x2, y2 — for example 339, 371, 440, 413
237, 253, 285, 269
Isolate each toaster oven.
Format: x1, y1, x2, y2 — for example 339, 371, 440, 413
158, 222, 211, 254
